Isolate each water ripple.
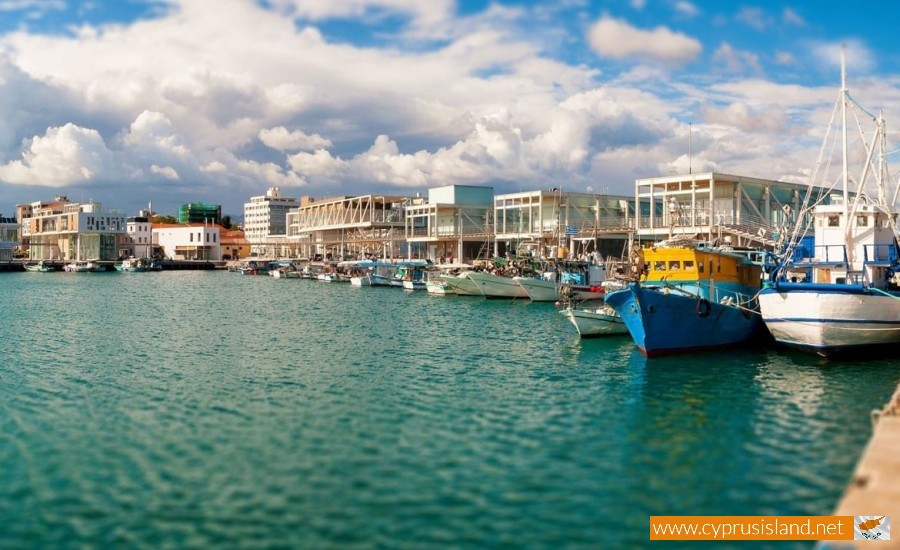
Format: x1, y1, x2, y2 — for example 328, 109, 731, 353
0, 272, 896, 548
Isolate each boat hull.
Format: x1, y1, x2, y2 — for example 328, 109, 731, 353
466, 271, 529, 299
561, 306, 628, 337
402, 280, 426, 291
759, 284, 900, 354
605, 284, 764, 356
441, 273, 482, 296
513, 277, 560, 302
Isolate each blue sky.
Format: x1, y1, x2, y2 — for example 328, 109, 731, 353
0, 0, 897, 217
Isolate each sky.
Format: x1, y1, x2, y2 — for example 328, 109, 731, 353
1, 0, 899, 218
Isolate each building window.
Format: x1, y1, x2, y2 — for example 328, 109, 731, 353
190, 233, 193, 242
828, 215, 840, 227
857, 215, 868, 227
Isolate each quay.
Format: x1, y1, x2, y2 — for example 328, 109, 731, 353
831, 383, 900, 548
3, 260, 223, 271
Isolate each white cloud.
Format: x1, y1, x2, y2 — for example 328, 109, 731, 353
630, 0, 646, 9
122, 110, 190, 158
735, 7, 770, 31
0, 123, 114, 186
287, 149, 346, 177
713, 42, 762, 75
259, 126, 333, 152
673, 1, 700, 18
810, 40, 876, 74
151, 164, 179, 179
587, 16, 701, 65
701, 102, 788, 133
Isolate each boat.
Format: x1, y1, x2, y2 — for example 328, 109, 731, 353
24, 260, 56, 272
604, 238, 765, 356
115, 257, 152, 272
465, 270, 529, 299
514, 260, 610, 302
441, 272, 482, 296
560, 305, 628, 337
402, 279, 427, 291
64, 261, 92, 273
758, 53, 900, 355
424, 263, 472, 295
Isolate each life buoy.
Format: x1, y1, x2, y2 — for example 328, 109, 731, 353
696, 298, 711, 317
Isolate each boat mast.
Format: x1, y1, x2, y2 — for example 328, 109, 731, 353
841, 48, 849, 224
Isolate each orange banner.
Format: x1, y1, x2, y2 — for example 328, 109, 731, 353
650, 516, 854, 541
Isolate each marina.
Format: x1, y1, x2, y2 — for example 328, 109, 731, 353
0, 270, 896, 547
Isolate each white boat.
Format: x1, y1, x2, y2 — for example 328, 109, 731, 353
513, 273, 560, 302
24, 260, 56, 272
561, 305, 628, 337
402, 279, 427, 291
116, 257, 153, 272
64, 261, 92, 273
425, 263, 473, 295
465, 271, 529, 299
426, 280, 451, 294
441, 272, 482, 296
758, 52, 900, 355
350, 274, 372, 287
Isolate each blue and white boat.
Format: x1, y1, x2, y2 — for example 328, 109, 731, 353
605, 239, 765, 356
758, 54, 900, 355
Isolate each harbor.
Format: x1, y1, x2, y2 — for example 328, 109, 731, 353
2, 2, 900, 547
0, 270, 896, 548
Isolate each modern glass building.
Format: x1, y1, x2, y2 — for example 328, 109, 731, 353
178, 202, 221, 225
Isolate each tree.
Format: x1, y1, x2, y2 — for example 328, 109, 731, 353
221, 215, 232, 229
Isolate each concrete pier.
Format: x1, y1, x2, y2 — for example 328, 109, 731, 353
830, 384, 900, 548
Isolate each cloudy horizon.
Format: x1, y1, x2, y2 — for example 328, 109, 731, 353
0, 0, 897, 218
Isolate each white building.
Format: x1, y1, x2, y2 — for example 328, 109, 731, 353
125, 212, 153, 258
22, 198, 127, 261
153, 224, 221, 261
0, 214, 17, 261
244, 187, 298, 256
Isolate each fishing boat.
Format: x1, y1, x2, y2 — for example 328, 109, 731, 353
424, 264, 473, 295
605, 238, 765, 356
465, 270, 529, 299
758, 53, 900, 355
515, 260, 609, 302
115, 257, 152, 272
64, 261, 92, 273
560, 305, 628, 337
441, 272, 482, 296
24, 260, 56, 272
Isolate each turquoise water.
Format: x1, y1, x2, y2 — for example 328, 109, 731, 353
0, 271, 896, 548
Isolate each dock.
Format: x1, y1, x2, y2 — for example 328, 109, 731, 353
830, 384, 900, 547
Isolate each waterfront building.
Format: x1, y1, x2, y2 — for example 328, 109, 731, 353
22, 197, 127, 261
178, 202, 221, 225
220, 228, 250, 261
243, 187, 298, 257
0, 214, 18, 261
634, 172, 813, 248
404, 185, 494, 263
125, 212, 153, 259
286, 194, 411, 260
153, 223, 222, 261
493, 189, 634, 260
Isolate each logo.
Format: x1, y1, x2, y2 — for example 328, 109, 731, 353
855, 516, 890, 541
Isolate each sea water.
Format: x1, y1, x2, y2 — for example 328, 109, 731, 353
0, 271, 896, 548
